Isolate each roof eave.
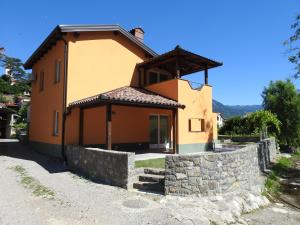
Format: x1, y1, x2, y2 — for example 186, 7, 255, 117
68, 98, 184, 109
24, 25, 158, 69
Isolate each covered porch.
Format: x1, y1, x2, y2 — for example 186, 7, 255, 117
137, 45, 223, 88
66, 86, 185, 154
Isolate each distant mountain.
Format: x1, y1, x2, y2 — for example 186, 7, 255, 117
213, 100, 262, 119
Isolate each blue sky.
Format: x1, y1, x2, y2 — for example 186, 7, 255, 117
0, 0, 299, 105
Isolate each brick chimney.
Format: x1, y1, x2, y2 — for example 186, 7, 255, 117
129, 27, 144, 42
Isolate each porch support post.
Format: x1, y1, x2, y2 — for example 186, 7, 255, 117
79, 107, 84, 146
106, 103, 112, 150
175, 56, 180, 78
204, 67, 208, 85
172, 108, 177, 154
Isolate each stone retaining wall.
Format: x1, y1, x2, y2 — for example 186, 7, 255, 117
257, 137, 277, 171
65, 145, 135, 189
165, 137, 277, 196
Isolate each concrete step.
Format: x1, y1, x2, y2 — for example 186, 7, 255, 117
133, 181, 164, 193
139, 174, 165, 184
144, 168, 165, 176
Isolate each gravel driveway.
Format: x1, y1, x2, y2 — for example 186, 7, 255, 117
0, 140, 299, 225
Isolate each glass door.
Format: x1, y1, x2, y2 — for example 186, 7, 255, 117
149, 115, 169, 149
149, 115, 159, 148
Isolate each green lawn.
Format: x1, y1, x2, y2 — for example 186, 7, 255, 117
135, 158, 165, 168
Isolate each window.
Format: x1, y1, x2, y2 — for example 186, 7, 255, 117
39, 71, 44, 91
159, 74, 169, 82
148, 71, 169, 85
54, 60, 61, 83
149, 72, 158, 84
189, 118, 205, 132
53, 111, 59, 136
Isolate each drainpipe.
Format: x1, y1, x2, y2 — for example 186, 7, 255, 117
61, 37, 69, 164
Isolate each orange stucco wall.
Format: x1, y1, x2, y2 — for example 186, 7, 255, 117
65, 107, 80, 144
212, 112, 218, 140
177, 81, 214, 144
65, 105, 172, 145
146, 79, 216, 145
29, 41, 65, 145
66, 32, 148, 104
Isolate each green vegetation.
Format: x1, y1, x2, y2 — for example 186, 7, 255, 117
285, 14, 300, 78
11, 165, 55, 199
13, 103, 30, 135
0, 77, 30, 95
135, 158, 165, 168
0, 50, 30, 96
0, 93, 8, 103
219, 110, 280, 138
264, 171, 281, 197
262, 80, 300, 148
264, 153, 300, 198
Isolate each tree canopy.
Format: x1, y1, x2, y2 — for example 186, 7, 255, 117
262, 80, 300, 147
219, 110, 281, 138
0, 52, 29, 82
0, 50, 30, 96
286, 14, 300, 78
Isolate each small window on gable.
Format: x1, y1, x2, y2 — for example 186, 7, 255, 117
39, 71, 44, 91
54, 60, 61, 83
189, 118, 205, 132
53, 111, 59, 136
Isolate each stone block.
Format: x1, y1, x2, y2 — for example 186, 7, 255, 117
176, 173, 187, 180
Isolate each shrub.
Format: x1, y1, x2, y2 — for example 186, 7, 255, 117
219, 110, 281, 138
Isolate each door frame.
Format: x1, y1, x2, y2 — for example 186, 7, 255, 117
149, 114, 170, 149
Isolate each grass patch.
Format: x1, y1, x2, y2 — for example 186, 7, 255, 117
264, 171, 281, 197
292, 151, 300, 160
135, 158, 165, 168
272, 156, 293, 175
11, 165, 55, 199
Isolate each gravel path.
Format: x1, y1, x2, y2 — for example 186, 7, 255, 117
1, 140, 299, 225
242, 203, 300, 225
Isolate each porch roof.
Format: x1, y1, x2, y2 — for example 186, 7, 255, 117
137, 46, 223, 76
68, 86, 185, 109
0, 103, 15, 115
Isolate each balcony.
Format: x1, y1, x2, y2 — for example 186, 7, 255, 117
137, 45, 222, 88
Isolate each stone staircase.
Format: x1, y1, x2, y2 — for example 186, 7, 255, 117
133, 168, 165, 193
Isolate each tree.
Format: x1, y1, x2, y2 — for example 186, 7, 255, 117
0, 50, 31, 96
0, 76, 30, 95
219, 110, 280, 138
262, 80, 300, 147
0, 93, 8, 103
285, 14, 300, 78
0, 55, 29, 82
219, 116, 248, 135
246, 110, 281, 138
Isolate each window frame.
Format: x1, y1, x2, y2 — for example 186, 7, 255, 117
53, 111, 59, 136
147, 71, 170, 85
189, 118, 206, 132
39, 71, 44, 92
54, 60, 61, 84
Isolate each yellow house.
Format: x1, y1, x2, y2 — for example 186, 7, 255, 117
24, 25, 222, 158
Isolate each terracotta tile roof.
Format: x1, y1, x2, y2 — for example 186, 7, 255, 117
69, 86, 184, 109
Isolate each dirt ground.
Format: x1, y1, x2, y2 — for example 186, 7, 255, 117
0, 140, 299, 225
